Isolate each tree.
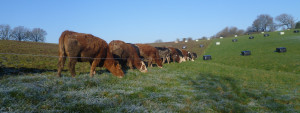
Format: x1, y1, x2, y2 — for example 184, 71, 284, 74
154, 39, 163, 43
252, 14, 274, 32
187, 37, 193, 42
215, 26, 245, 38
0, 24, 12, 40
295, 21, 300, 29
11, 26, 30, 41
182, 38, 187, 42
275, 13, 295, 29
200, 36, 207, 40
30, 28, 47, 42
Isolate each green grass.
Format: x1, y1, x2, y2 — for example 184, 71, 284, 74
205, 30, 300, 73
0, 31, 299, 112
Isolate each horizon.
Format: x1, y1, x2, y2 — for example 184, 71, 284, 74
1, 0, 300, 44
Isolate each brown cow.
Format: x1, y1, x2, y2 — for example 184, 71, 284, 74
57, 30, 124, 78
135, 44, 163, 68
180, 49, 189, 61
168, 47, 185, 63
108, 40, 147, 73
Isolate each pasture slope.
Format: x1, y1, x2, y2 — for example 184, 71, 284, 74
0, 30, 299, 112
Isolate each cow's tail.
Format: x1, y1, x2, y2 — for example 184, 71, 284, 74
58, 31, 69, 57
57, 30, 69, 77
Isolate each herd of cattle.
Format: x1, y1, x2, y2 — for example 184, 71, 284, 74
57, 30, 198, 78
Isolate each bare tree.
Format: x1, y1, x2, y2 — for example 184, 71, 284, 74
182, 38, 187, 42
296, 21, 300, 29
30, 28, 47, 42
11, 26, 30, 41
0, 24, 12, 40
252, 19, 262, 32
154, 39, 163, 43
187, 37, 193, 42
215, 26, 245, 38
275, 13, 295, 29
253, 14, 274, 32
200, 36, 207, 40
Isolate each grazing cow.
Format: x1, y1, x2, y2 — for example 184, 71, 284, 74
180, 49, 189, 61
155, 47, 171, 64
189, 52, 197, 61
135, 44, 163, 68
168, 47, 185, 63
108, 40, 147, 73
57, 30, 124, 78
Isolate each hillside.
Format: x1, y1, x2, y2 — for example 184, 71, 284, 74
205, 29, 300, 73
148, 40, 211, 56
0, 31, 299, 112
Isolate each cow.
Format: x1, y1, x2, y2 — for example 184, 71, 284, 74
189, 52, 198, 61
180, 49, 189, 61
108, 40, 147, 73
57, 30, 124, 78
155, 47, 171, 64
167, 47, 185, 63
135, 44, 163, 68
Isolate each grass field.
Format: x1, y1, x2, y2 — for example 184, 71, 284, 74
0, 31, 299, 112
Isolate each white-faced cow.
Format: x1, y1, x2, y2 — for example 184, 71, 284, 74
180, 49, 189, 61
168, 47, 185, 63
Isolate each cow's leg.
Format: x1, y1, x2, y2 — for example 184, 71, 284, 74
68, 58, 77, 77
167, 57, 170, 64
57, 56, 66, 77
90, 59, 100, 77
162, 57, 166, 64
127, 59, 133, 69
148, 58, 153, 67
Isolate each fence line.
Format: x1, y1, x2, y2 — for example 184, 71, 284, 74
0, 52, 154, 60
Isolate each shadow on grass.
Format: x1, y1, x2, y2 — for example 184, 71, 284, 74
179, 73, 298, 112
0, 67, 58, 76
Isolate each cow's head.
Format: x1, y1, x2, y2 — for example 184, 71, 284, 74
110, 62, 124, 78
139, 61, 147, 73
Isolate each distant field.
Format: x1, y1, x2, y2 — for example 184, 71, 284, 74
0, 31, 299, 112
205, 30, 300, 73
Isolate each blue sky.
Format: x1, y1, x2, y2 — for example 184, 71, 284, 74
1, 0, 300, 44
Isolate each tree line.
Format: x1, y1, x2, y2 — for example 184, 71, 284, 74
211, 13, 300, 39
0, 24, 47, 42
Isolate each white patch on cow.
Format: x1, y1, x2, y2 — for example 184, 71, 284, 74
179, 57, 185, 63
139, 61, 147, 73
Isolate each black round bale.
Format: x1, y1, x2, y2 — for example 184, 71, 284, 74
264, 34, 270, 37
203, 55, 212, 60
275, 47, 287, 53
241, 51, 251, 56
249, 36, 254, 39
294, 30, 300, 33
199, 45, 204, 48
232, 39, 238, 42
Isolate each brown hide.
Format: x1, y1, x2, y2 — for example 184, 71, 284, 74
108, 40, 147, 73
135, 44, 163, 68
57, 30, 124, 78
168, 47, 181, 63
180, 49, 189, 61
